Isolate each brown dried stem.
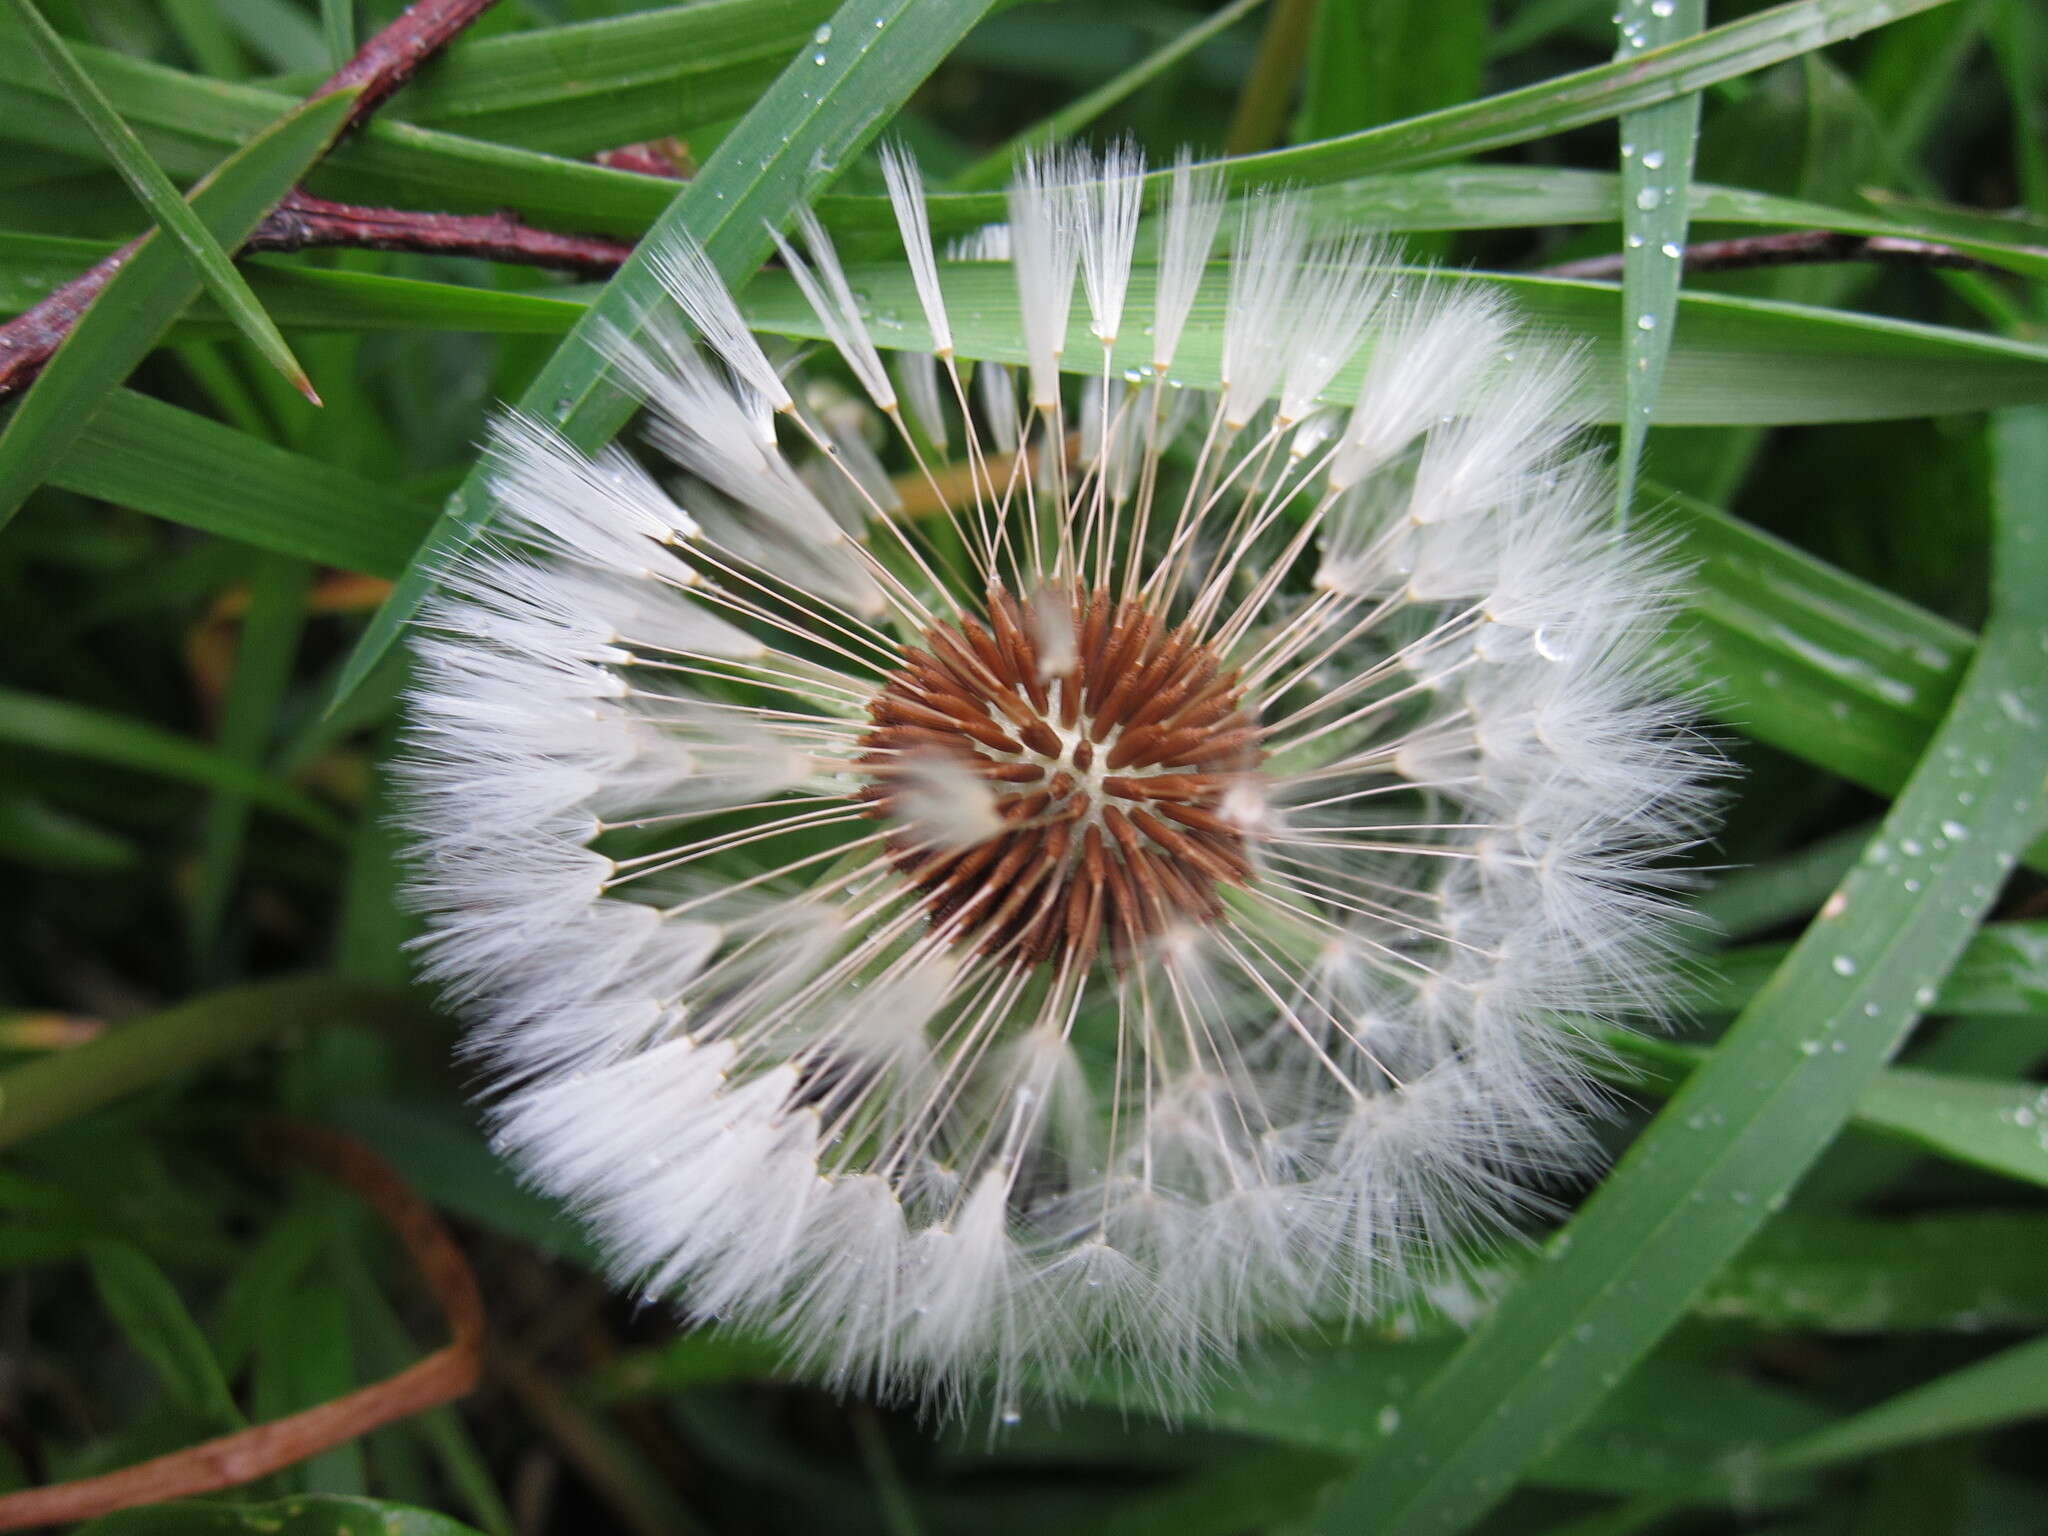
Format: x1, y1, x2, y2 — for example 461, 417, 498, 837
0, 0, 500, 401
1542, 229, 2010, 280
0, 1122, 486, 1532
253, 191, 635, 275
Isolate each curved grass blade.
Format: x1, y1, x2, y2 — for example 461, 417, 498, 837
1613, 0, 1703, 517
1550, 1319, 2048, 1531
84, 1238, 245, 1434
949, 0, 1270, 192
0, 89, 357, 528
0, 37, 673, 241
374, 0, 840, 156
1601, 1027, 2048, 1189
2, 0, 316, 402
0, 685, 346, 840
1775, 1332, 2048, 1471
1308, 409, 2048, 1534
324, 0, 1004, 714
0, 232, 593, 336
1852, 1067, 2048, 1188
0, 978, 404, 1149
737, 261, 2048, 426
1699, 920, 2048, 1016
1223, 0, 1960, 189
50, 389, 435, 577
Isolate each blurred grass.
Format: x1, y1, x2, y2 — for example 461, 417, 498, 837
2, 1, 2046, 1533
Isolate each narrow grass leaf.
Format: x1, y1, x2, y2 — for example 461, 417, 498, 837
1774, 1332, 2048, 1470
1311, 408, 2048, 1534
84, 1237, 244, 1432
0, 979, 411, 1149
1222, 0, 1961, 189
1853, 1067, 2048, 1188
1700, 921, 2048, 1016
1, 234, 593, 338
191, 553, 313, 964
2, 0, 316, 401
49, 389, 434, 577
325, 0, 1004, 713
950, 0, 1268, 192
1614, 0, 1703, 516
0, 685, 346, 840
739, 261, 2048, 426
0, 791, 139, 872
0, 89, 356, 528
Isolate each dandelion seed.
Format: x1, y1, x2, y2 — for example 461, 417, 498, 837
402, 144, 1717, 1417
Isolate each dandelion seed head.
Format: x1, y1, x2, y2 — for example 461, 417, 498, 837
401, 143, 1719, 1418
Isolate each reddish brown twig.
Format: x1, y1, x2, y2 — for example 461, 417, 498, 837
1542, 229, 2012, 280
0, 1122, 485, 1532
320, 0, 500, 131
253, 190, 635, 275
0, 0, 499, 402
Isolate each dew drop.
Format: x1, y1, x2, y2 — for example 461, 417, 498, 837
1831, 955, 1857, 977
1636, 313, 1657, 330
1377, 1405, 1402, 1434
1940, 819, 1969, 841
1635, 188, 1662, 211
813, 22, 833, 41
1661, 241, 1682, 258
1641, 149, 1666, 169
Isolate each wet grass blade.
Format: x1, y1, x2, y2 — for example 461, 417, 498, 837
3, 0, 316, 402
324, 0, 1004, 714
0, 89, 357, 528
1308, 405, 2048, 1533
1613, 0, 1703, 516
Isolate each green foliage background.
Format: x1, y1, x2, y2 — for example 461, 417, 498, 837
2, 0, 2046, 1531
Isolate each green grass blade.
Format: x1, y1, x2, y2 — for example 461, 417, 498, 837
367, 0, 839, 155
0, 684, 345, 840
1603, 1028, 2048, 1189
0, 232, 594, 336
0, 978, 407, 1149
324, 0, 1004, 715
0, 88, 356, 529
191, 553, 312, 968
1225, 0, 1960, 188
738, 261, 2048, 426
1614, 0, 1703, 516
950, 0, 1270, 192
1693, 821, 1875, 939
1852, 1067, 2048, 1188
1310, 407, 2048, 1534
0, 33, 672, 241
319, 0, 354, 70
1, 0, 316, 402
83, 1237, 245, 1433
1774, 1333, 2048, 1470
1699, 920, 2048, 1015
48, 389, 434, 576
829, 165, 2048, 273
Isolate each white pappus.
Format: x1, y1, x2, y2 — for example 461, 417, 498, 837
399, 142, 1718, 1417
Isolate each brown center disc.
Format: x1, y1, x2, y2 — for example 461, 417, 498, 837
857, 586, 1262, 968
